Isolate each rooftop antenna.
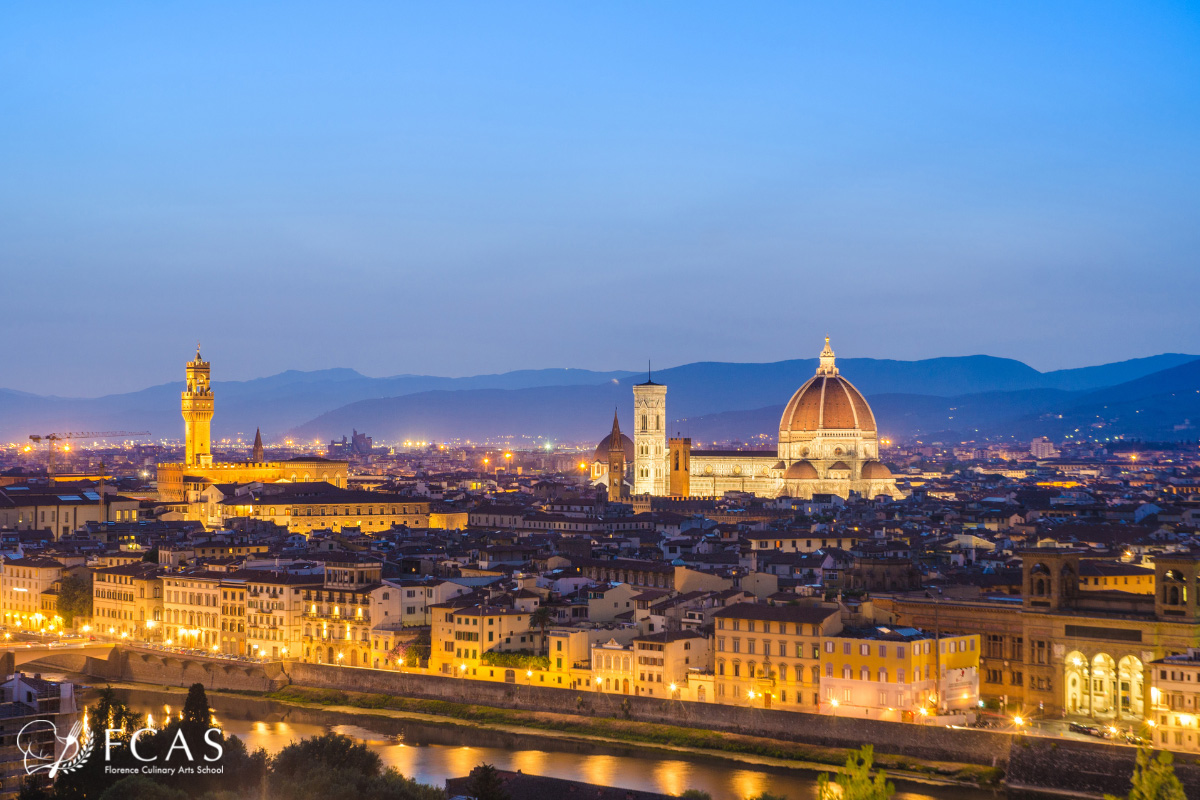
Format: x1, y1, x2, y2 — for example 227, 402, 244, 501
648, 359, 651, 383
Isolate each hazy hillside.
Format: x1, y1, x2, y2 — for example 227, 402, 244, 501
288, 357, 1200, 445
0, 368, 634, 442
4, 354, 1197, 445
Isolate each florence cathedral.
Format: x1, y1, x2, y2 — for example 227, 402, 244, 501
591, 338, 904, 501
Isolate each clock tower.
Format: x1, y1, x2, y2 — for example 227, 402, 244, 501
182, 346, 214, 468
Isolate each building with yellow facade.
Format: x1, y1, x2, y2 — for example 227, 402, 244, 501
300, 555, 381, 667
1, 557, 64, 631
157, 348, 347, 502
92, 563, 164, 641
429, 602, 538, 677
162, 570, 223, 651
244, 572, 324, 661
820, 627, 980, 722
199, 482, 433, 533
1149, 649, 1200, 752
713, 603, 842, 711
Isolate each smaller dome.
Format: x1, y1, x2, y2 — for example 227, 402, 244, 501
829, 461, 851, 472
784, 461, 818, 480
861, 461, 892, 479
593, 433, 634, 463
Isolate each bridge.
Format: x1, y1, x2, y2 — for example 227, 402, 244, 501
1, 641, 117, 672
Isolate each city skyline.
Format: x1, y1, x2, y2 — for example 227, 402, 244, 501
4, 2, 1200, 394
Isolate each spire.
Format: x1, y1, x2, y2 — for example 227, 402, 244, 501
252, 427, 264, 462
610, 408, 622, 445
817, 336, 839, 376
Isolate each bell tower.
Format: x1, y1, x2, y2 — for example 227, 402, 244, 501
632, 369, 667, 496
607, 410, 625, 503
182, 345, 214, 468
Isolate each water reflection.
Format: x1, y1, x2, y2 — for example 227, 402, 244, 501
102, 687, 1005, 800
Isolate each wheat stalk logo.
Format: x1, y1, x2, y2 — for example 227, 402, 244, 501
18, 719, 94, 777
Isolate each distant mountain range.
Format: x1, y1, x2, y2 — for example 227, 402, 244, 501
2, 353, 1198, 446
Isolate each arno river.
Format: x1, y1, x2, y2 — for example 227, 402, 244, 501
82, 685, 1011, 800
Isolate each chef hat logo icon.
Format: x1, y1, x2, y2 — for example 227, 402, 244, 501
18, 719, 92, 777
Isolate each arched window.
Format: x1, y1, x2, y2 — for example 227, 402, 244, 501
860, 667, 870, 681
878, 668, 888, 683
842, 666, 851, 679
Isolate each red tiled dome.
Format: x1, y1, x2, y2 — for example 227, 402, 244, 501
784, 460, 818, 479
861, 461, 892, 479
780, 375, 876, 433
593, 433, 634, 463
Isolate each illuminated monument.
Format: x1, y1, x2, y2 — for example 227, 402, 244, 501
157, 348, 347, 502
601, 338, 904, 501
182, 346, 214, 468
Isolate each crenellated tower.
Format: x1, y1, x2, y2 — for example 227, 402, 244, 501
182, 345, 214, 467
632, 370, 668, 496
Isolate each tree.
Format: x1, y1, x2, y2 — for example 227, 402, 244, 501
748, 794, 788, 800
182, 683, 212, 727
679, 791, 712, 800
272, 732, 383, 783
817, 745, 894, 800
467, 763, 510, 800
1105, 747, 1187, 800
56, 574, 93, 627
528, 606, 553, 656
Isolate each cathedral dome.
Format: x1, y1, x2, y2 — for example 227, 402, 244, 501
784, 460, 818, 480
779, 339, 876, 433
829, 461, 851, 472
861, 461, 892, 479
593, 433, 634, 463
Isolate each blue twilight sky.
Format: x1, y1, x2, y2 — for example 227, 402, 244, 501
2, 2, 1199, 396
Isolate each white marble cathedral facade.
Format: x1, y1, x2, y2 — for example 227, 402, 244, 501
599, 339, 904, 501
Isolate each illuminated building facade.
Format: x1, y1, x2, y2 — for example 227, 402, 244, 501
608, 339, 904, 501
157, 350, 348, 502
162, 571, 223, 650
874, 549, 1200, 721
0, 557, 64, 631
713, 603, 841, 712
300, 555, 382, 667
92, 563, 164, 642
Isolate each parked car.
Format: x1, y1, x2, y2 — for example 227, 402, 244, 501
1068, 722, 1104, 738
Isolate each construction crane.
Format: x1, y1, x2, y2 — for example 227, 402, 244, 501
27, 431, 151, 476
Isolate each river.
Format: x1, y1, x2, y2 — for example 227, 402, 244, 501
85, 685, 1008, 800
